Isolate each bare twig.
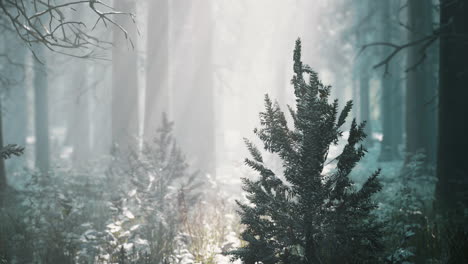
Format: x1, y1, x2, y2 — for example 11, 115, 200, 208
358, 32, 438, 73
357, 16, 468, 74
0, 0, 134, 59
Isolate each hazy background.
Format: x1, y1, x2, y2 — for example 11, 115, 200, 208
0, 0, 448, 262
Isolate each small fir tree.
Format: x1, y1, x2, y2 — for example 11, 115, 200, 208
229, 39, 383, 264
107, 113, 202, 263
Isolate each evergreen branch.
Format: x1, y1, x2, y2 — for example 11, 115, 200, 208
244, 138, 263, 163
0, 144, 24, 159
337, 100, 353, 129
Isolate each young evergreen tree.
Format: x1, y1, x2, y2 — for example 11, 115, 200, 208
229, 39, 383, 264
107, 113, 202, 263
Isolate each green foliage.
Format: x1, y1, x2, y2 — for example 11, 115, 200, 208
379, 152, 468, 264
0, 167, 100, 264
229, 39, 384, 264
104, 113, 203, 263
0, 144, 24, 160
381, 153, 436, 264
0, 115, 208, 264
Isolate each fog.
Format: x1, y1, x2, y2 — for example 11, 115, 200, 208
1, 0, 464, 263
10, 0, 358, 190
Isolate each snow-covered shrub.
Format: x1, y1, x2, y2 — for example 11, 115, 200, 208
103, 114, 204, 263
0, 165, 112, 264
0, 116, 202, 263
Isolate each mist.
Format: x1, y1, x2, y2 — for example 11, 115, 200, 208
1, 0, 466, 263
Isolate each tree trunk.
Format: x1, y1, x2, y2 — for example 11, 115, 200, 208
405, 0, 436, 164
90, 60, 112, 159
379, 1, 399, 161
63, 7, 91, 167
0, 31, 29, 209
69, 59, 90, 168
4, 44, 27, 173
172, 0, 216, 176
436, 0, 468, 213
0, 96, 7, 194
355, 0, 373, 148
144, 0, 169, 140
359, 72, 373, 147
191, 0, 216, 176
112, 0, 139, 150
392, 77, 403, 150
33, 46, 50, 173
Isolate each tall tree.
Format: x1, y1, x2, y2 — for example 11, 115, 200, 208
3, 45, 27, 173
112, 0, 139, 150
144, 0, 169, 140
172, 0, 216, 176
68, 59, 90, 168
391, 0, 405, 152
379, 0, 400, 161
405, 0, 437, 165
191, 0, 215, 176
355, 0, 374, 147
392, 70, 404, 151
436, 0, 468, 213
67, 9, 91, 167
91, 60, 113, 159
33, 46, 50, 173
0, 35, 28, 187
0, 97, 6, 192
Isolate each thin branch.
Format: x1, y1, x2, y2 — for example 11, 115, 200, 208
0, 0, 135, 59
358, 33, 438, 73
357, 17, 468, 74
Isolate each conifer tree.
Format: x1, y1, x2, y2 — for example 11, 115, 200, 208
108, 113, 202, 263
229, 39, 383, 264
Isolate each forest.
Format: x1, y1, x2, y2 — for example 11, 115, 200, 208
0, 0, 467, 263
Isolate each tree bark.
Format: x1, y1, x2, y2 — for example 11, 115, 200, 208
436, 0, 468, 212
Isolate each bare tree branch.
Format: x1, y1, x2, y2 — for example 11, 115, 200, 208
358, 31, 438, 73
358, 16, 468, 74
0, 0, 135, 59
